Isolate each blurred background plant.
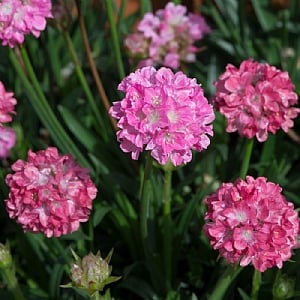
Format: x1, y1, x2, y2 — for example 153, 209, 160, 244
0, 0, 300, 299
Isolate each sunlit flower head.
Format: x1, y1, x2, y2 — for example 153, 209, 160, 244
5, 147, 97, 237
212, 59, 300, 142
204, 176, 300, 272
109, 66, 215, 166
124, 2, 211, 69
0, 0, 52, 47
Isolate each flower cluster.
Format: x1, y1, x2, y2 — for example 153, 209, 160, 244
109, 66, 215, 166
204, 176, 300, 272
5, 147, 97, 237
212, 59, 300, 142
124, 2, 211, 69
0, 81, 17, 158
0, 0, 52, 47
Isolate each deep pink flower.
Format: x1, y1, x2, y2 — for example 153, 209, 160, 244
0, 81, 17, 124
212, 59, 300, 142
0, 126, 16, 158
204, 176, 300, 272
124, 2, 210, 69
0, 0, 52, 47
109, 66, 215, 166
5, 147, 97, 238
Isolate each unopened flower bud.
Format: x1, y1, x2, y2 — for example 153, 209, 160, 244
272, 273, 295, 299
63, 249, 121, 296
0, 242, 12, 269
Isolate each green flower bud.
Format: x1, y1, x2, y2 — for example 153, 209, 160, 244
63, 249, 121, 296
272, 273, 295, 300
0, 242, 13, 270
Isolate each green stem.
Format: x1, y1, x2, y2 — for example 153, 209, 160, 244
61, 31, 108, 139
104, 0, 125, 80
140, 0, 152, 15
9, 48, 92, 171
91, 291, 101, 300
2, 267, 25, 300
207, 265, 242, 300
239, 139, 254, 179
139, 154, 163, 294
140, 154, 153, 244
250, 269, 262, 300
162, 165, 173, 290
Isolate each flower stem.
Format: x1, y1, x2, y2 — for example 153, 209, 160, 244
162, 165, 173, 290
250, 269, 262, 300
74, 0, 118, 132
104, 0, 125, 80
140, 154, 153, 244
139, 154, 163, 294
9, 47, 92, 171
91, 291, 101, 300
207, 265, 242, 300
140, 0, 152, 15
1, 267, 25, 300
239, 138, 254, 179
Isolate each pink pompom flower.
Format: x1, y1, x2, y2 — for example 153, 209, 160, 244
0, 0, 52, 48
0, 126, 16, 158
124, 2, 211, 69
212, 59, 300, 142
5, 147, 98, 238
109, 66, 215, 166
204, 176, 300, 272
0, 81, 17, 124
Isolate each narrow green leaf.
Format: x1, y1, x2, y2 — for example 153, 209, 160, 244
93, 205, 112, 227
251, 0, 277, 31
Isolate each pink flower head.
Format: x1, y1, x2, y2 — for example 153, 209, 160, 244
212, 59, 300, 142
5, 147, 98, 238
0, 81, 17, 124
0, 126, 16, 158
109, 66, 215, 166
124, 2, 211, 69
0, 0, 52, 48
204, 176, 300, 272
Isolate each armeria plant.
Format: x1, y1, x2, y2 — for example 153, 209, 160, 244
0, 1, 300, 300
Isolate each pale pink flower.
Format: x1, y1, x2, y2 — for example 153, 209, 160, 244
0, 126, 16, 158
204, 176, 300, 272
0, 81, 17, 124
5, 147, 97, 238
0, 0, 52, 47
124, 2, 210, 69
212, 59, 300, 142
109, 66, 215, 166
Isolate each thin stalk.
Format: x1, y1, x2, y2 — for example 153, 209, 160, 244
207, 265, 242, 300
61, 31, 109, 139
139, 154, 163, 294
239, 138, 254, 179
104, 0, 125, 80
140, 0, 152, 15
9, 48, 92, 171
250, 269, 262, 300
162, 166, 173, 290
74, 0, 117, 132
140, 154, 153, 246
2, 267, 25, 300
92, 291, 101, 300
